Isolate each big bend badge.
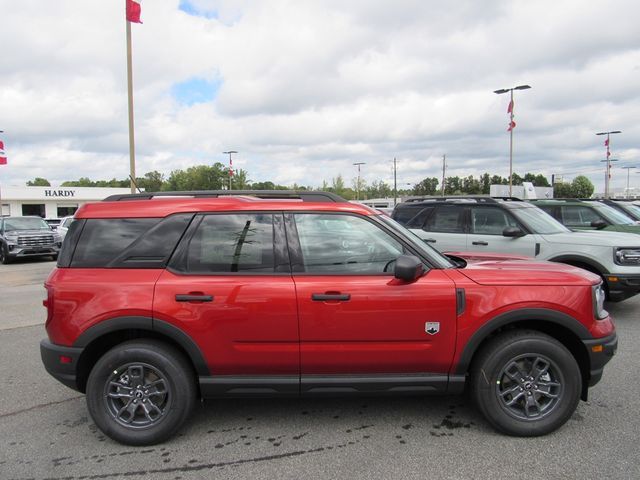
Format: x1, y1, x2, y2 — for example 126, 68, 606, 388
425, 322, 440, 335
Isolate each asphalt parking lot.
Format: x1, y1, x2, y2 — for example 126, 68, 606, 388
1, 260, 639, 480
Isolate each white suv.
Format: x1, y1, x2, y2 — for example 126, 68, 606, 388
392, 197, 640, 301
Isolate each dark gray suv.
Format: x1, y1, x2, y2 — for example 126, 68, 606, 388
0, 216, 62, 264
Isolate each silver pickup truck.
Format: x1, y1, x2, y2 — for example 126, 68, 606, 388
0, 216, 62, 264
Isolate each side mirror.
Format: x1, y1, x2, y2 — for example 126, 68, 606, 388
503, 226, 525, 237
590, 219, 607, 229
394, 255, 425, 282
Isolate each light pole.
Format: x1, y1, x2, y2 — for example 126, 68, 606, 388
223, 150, 237, 190
494, 85, 531, 197
353, 162, 365, 200
596, 131, 621, 199
620, 166, 636, 198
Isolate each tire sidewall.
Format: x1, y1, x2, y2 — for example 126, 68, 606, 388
473, 334, 581, 436
86, 341, 195, 446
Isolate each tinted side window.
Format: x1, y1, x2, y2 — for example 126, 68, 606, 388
71, 218, 159, 267
470, 207, 519, 235
561, 206, 600, 227
405, 206, 434, 228
293, 213, 406, 274
393, 205, 428, 225
424, 206, 465, 233
185, 214, 276, 273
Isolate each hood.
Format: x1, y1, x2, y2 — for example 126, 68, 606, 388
542, 230, 640, 247
4, 229, 53, 236
449, 252, 600, 286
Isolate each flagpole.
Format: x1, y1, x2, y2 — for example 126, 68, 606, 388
509, 89, 514, 197
126, 3, 136, 194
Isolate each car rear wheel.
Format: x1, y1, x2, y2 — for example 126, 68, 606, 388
470, 330, 581, 436
86, 340, 197, 445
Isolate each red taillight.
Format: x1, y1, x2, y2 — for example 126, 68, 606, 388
59, 355, 72, 364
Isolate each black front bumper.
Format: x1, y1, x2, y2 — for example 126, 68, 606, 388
605, 274, 640, 302
40, 339, 84, 392
582, 332, 618, 387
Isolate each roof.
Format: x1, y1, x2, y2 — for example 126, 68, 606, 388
75, 191, 376, 219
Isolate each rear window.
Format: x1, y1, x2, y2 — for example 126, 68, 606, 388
392, 204, 430, 225
69, 214, 194, 268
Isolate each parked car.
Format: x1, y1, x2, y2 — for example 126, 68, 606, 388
530, 199, 640, 233
44, 218, 62, 231
0, 216, 62, 264
588, 198, 640, 222
392, 196, 640, 301
56, 216, 75, 240
41, 191, 616, 445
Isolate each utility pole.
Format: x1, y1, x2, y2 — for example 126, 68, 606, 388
353, 162, 365, 200
441, 154, 446, 196
393, 157, 397, 206
620, 166, 636, 198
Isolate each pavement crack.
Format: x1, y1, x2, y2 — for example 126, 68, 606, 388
0, 396, 83, 419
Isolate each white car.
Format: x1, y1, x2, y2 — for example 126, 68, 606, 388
392, 196, 640, 302
57, 216, 75, 240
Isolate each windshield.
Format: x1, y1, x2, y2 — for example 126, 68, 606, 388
4, 217, 51, 232
587, 202, 636, 225
618, 202, 640, 220
377, 215, 455, 268
511, 206, 570, 234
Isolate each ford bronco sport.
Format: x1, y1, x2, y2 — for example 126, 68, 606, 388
392, 196, 640, 302
41, 191, 617, 445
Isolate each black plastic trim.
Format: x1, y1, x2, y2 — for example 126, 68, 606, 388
547, 255, 609, 275
175, 294, 213, 302
73, 316, 210, 376
103, 190, 347, 202
199, 376, 299, 397
582, 332, 618, 387
301, 374, 450, 395
456, 288, 466, 316
40, 339, 84, 391
311, 293, 351, 301
454, 308, 592, 375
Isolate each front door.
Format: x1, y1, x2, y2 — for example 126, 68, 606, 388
288, 213, 457, 383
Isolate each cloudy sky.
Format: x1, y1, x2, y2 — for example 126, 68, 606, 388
1, 0, 639, 193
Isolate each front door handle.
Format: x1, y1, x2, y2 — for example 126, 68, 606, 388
175, 294, 214, 302
424, 238, 436, 243
472, 241, 488, 246
311, 293, 351, 301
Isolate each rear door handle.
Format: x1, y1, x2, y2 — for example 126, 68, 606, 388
424, 238, 436, 243
472, 241, 488, 246
175, 294, 214, 302
311, 293, 351, 301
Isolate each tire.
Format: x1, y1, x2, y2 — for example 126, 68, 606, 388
470, 329, 581, 437
0, 243, 12, 264
51, 254, 58, 262
86, 340, 197, 445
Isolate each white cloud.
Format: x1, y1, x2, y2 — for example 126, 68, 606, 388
0, 0, 639, 194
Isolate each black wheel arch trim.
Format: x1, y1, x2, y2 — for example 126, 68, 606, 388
547, 255, 609, 275
454, 308, 592, 375
73, 316, 210, 376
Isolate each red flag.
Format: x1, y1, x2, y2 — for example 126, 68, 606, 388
507, 99, 514, 114
0, 140, 4, 150
507, 120, 516, 131
0, 157, 7, 165
229, 158, 234, 176
604, 138, 609, 147
126, 0, 142, 23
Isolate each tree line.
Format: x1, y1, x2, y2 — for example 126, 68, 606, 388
25, 163, 594, 199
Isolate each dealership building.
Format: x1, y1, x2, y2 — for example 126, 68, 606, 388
0, 186, 133, 218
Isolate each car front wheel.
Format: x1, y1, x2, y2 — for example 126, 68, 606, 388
470, 329, 581, 436
86, 340, 197, 445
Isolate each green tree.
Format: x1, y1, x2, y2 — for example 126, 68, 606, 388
26, 177, 51, 186
553, 182, 573, 198
413, 177, 439, 196
137, 171, 165, 192
570, 175, 594, 198
480, 173, 491, 194
61, 177, 95, 187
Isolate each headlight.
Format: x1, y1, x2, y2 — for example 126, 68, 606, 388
614, 247, 640, 265
592, 284, 608, 320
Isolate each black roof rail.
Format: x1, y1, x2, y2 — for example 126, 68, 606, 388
402, 195, 522, 204
103, 190, 347, 203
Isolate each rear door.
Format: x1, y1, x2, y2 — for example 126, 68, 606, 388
410, 205, 467, 252
153, 212, 299, 389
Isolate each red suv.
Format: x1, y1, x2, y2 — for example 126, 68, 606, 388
40, 191, 617, 445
